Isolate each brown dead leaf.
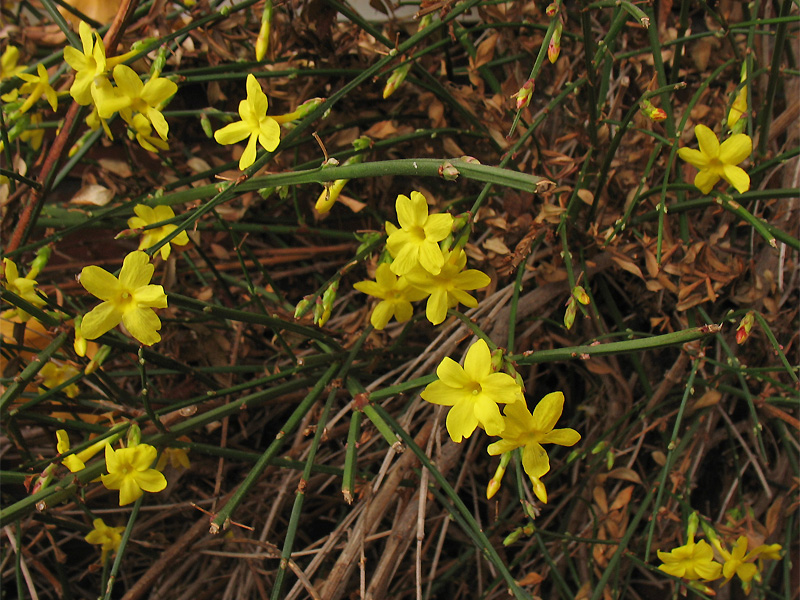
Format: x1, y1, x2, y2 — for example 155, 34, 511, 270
593, 486, 608, 514
610, 254, 644, 279
516, 571, 544, 586
70, 184, 114, 206
474, 32, 499, 69
483, 237, 510, 255
609, 486, 634, 512
596, 467, 642, 485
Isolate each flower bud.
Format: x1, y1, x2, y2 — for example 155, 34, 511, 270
736, 311, 755, 344
294, 296, 312, 319
256, 1, 272, 62
548, 21, 562, 64
438, 161, 459, 181
564, 297, 577, 329
85, 344, 111, 374
126, 423, 142, 448
316, 179, 347, 214
503, 527, 523, 546
512, 79, 534, 110
571, 285, 590, 305
383, 62, 412, 99
639, 99, 667, 122
200, 112, 213, 138
545, 2, 559, 16
28, 246, 51, 279
151, 46, 167, 78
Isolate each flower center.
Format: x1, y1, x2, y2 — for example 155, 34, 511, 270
410, 225, 426, 242
466, 381, 482, 396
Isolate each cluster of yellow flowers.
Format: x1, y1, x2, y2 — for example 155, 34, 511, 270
657, 512, 782, 594
64, 22, 177, 150
354, 191, 491, 327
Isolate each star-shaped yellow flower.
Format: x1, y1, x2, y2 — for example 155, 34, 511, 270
101, 442, 167, 506
85, 518, 125, 562
79, 250, 168, 345
2, 258, 47, 321
421, 339, 523, 442
63, 21, 111, 106
17, 63, 58, 115
658, 539, 722, 581
353, 263, 427, 329
214, 74, 281, 170
678, 124, 752, 194
1, 45, 25, 101
127, 204, 189, 259
99, 64, 177, 141
405, 248, 490, 325
487, 391, 580, 503
385, 191, 453, 276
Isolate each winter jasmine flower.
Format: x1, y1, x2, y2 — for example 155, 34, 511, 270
85, 518, 125, 562
56, 429, 108, 473
487, 391, 581, 503
1, 45, 25, 101
101, 442, 167, 506
353, 263, 427, 329
79, 250, 168, 345
156, 445, 191, 471
63, 21, 118, 106
678, 124, 752, 194
214, 74, 281, 170
385, 191, 453, 276
421, 339, 523, 442
17, 63, 58, 115
404, 248, 491, 326
127, 204, 189, 259
99, 64, 177, 140
39, 362, 80, 398
658, 513, 722, 581
2, 258, 47, 321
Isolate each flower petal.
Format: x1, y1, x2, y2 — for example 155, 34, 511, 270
119, 251, 154, 290
424, 213, 454, 241
418, 241, 444, 275
721, 164, 750, 194
239, 134, 258, 170
118, 476, 143, 505
541, 427, 581, 447
133, 284, 168, 308
677, 147, 709, 170
421, 379, 466, 407
480, 372, 524, 405
257, 117, 281, 152
370, 300, 393, 329
425, 289, 448, 325
389, 243, 419, 276
445, 399, 479, 443
694, 169, 720, 194
453, 269, 491, 290
245, 74, 267, 116
80, 266, 120, 300
719, 133, 752, 165
214, 120, 252, 145
81, 301, 123, 340
521, 441, 550, 479
463, 339, 491, 381
134, 469, 167, 493
122, 307, 162, 346
396, 193, 425, 230
530, 391, 565, 433
436, 356, 469, 388
694, 124, 719, 158
473, 396, 504, 436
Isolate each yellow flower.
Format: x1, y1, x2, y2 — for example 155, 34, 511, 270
404, 248, 491, 326
85, 518, 125, 562
353, 263, 427, 329
101, 442, 167, 506
657, 539, 722, 581
63, 21, 111, 106
39, 362, 80, 398
727, 86, 747, 130
128, 113, 169, 153
56, 429, 108, 473
100, 65, 177, 140
127, 204, 189, 260
678, 124, 752, 194
17, 63, 58, 115
487, 392, 581, 504
214, 74, 281, 170
2, 258, 47, 321
421, 339, 523, 443
385, 191, 453, 276
1, 45, 25, 101
79, 250, 168, 345
156, 446, 191, 471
